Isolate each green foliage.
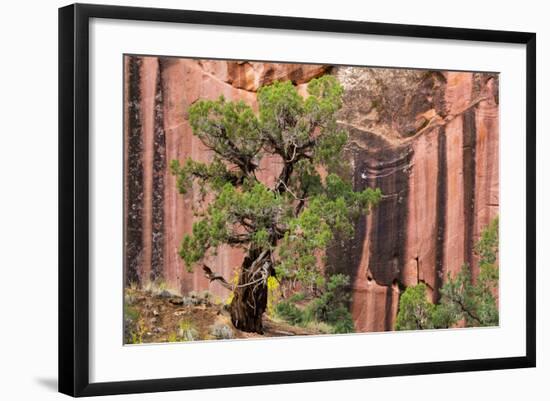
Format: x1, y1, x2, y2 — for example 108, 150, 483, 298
476, 216, 499, 267
276, 182, 381, 288
172, 75, 382, 290
124, 304, 139, 321
331, 315, 355, 334
437, 217, 499, 327
275, 274, 354, 334
124, 305, 145, 344
170, 158, 238, 196
275, 301, 304, 326
287, 292, 306, 303
172, 75, 383, 333
304, 274, 354, 333
437, 265, 481, 327
475, 217, 500, 325
395, 283, 435, 330
188, 97, 262, 168
396, 217, 499, 331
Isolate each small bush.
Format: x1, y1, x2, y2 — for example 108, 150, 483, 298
396, 283, 434, 330
177, 319, 199, 341
124, 305, 140, 321
304, 274, 354, 333
266, 276, 281, 316
303, 320, 333, 334
124, 304, 145, 344
144, 279, 168, 296
288, 292, 306, 303
275, 274, 355, 334
396, 217, 499, 330
210, 323, 234, 340
200, 290, 213, 304
274, 301, 304, 325
330, 311, 354, 334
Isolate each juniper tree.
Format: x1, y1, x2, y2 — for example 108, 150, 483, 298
171, 76, 382, 333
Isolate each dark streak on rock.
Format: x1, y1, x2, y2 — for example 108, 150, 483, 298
368, 139, 412, 331
151, 59, 166, 282
125, 56, 144, 286
384, 285, 394, 331
434, 127, 447, 301
368, 145, 412, 286
325, 144, 366, 287
327, 126, 412, 331
462, 108, 477, 269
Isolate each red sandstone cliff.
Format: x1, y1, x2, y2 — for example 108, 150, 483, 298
332, 67, 499, 331
124, 56, 499, 332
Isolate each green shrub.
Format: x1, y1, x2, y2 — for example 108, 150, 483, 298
305, 274, 354, 333
124, 305, 140, 321
124, 304, 145, 344
396, 217, 499, 330
288, 291, 305, 303
331, 313, 355, 334
275, 274, 355, 334
395, 283, 435, 330
275, 301, 304, 325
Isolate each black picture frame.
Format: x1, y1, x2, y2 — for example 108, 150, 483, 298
58, 3, 536, 397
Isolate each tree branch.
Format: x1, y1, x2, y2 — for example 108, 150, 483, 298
201, 124, 258, 177
455, 297, 482, 325
202, 265, 234, 290
226, 233, 252, 245
203, 250, 271, 292
189, 168, 241, 187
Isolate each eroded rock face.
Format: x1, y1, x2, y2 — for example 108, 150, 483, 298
124, 57, 499, 331
199, 60, 328, 92
332, 68, 499, 331
124, 56, 256, 300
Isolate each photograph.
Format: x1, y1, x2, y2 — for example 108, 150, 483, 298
123, 56, 500, 344
0, 0, 543, 399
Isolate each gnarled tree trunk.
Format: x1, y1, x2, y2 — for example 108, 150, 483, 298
229, 249, 270, 333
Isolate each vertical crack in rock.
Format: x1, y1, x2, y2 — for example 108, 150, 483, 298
462, 108, 477, 269
434, 128, 447, 301
150, 59, 166, 282
125, 56, 144, 286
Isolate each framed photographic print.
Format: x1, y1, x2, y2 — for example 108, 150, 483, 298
58, 3, 536, 397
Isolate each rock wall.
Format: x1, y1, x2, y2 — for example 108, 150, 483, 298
332, 67, 499, 331
124, 56, 328, 300
124, 56, 499, 331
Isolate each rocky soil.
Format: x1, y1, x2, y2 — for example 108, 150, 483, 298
124, 288, 322, 344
